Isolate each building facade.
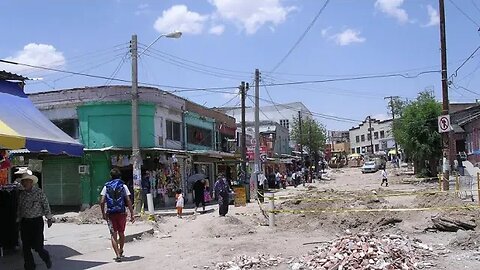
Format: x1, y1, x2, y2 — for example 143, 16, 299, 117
349, 117, 395, 155
29, 85, 236, 207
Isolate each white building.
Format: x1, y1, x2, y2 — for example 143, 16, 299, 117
217, 102, 313, 148
349, 117, 396, 155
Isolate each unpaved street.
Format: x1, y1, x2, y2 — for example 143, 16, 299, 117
5, 167, 480, 269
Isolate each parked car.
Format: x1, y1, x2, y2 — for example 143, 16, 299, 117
362, 161, 378, 173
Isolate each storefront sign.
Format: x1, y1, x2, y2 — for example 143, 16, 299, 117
234, 186, 246, 207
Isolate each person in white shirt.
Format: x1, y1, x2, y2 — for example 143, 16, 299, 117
381, 168, 388, 187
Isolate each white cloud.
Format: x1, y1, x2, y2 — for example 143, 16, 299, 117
209, 0, 296, 34
209, 25, 226, 35
135, 3, 150, 16
332, 29, 366, 46
423, 5, 439, 27
154, 5, 208, 35
375, 0, 409, 24
0, 43, 65, 74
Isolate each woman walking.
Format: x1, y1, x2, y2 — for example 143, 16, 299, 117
214, 175, 230, 217
193, 179, 206, 213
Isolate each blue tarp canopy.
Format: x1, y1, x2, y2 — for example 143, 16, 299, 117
0, 80, 84, 156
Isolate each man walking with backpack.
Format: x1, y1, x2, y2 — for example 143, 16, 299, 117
100, 168, 135, 262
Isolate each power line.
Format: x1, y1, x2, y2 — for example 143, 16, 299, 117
219, 92, 240, 107
270, 0, 331, 72
449, 45, 480, 80
247, 95, 271, 121
139, 43, 252, 75
450, 81, 480, 96
447, 0, 480, 29
105, 51, 130, 86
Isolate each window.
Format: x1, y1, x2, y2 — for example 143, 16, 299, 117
166, 120, 181, 141
374, 132, 379, 140
361, 135, 365, 142
380, 130, 385, 139
279, 119, 290, 130
375, 144, 380, 152
367, 133, 371, 141
356, 136, 360, 143
356, 147, 361, 153
351, 148, 355, 154
187, 125, 212, 147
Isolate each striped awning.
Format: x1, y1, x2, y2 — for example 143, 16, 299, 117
0, 80, 83, 156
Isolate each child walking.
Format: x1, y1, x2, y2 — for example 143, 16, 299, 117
175, 189, 184, 218
381, 168, 388, 187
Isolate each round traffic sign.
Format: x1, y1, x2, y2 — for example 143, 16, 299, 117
439, 116, 450, 131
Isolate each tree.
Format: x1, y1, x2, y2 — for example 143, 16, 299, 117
392, 91, 442, 176
290, 116, 327, 172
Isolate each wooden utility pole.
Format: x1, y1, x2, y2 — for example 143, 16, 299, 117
240, 82, 247, 185
439, 0, 451, 190
253, 69, 260, 199
368, 116, 374, 154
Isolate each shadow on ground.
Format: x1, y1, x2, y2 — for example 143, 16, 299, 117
0, 244, 107, 270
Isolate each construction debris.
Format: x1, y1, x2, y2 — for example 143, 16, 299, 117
431, 215, 476, 232
291, 232, 436, 270
212, 254, 285, 270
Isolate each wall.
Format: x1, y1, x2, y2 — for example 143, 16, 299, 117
155, 106, 183, 149
77, 102, 155, 149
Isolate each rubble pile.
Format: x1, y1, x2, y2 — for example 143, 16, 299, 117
212, 254, 285, 270
292, 232, 436, 269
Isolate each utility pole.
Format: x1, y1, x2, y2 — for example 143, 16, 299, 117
368, 116, 374, 154
439, 0, 451, 190
385, 96, 400, 165
298, 111, 304, 170
253, 69, 260, 200
131, 34, 142, 212
240, 82, 247, 187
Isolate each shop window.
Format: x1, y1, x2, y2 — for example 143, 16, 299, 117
374, 132, 379, 140
166, 120, 181, 141
380, 130, 385, 139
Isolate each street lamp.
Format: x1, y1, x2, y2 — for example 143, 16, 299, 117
139, 31, 182, 57
131, 31, 182, 213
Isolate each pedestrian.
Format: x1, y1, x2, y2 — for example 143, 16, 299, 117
381, 168, 388, 187
275, 170, 281, 189
175, 189, 184, 218
193, 179, 206, 213
100, 168, 135, 262
141, 171, 151, 212
16, 169, 53, 270
214, 175, 230, 217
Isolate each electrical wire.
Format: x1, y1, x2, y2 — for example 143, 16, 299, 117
140, 49, 249, 81
450, 81, 480, 96
247, 95, 271, 121
447, 0, 480, 29
139, 43, 252, 75
270, 0, 331, 72
449, 45, 480, 80
104, 51, 130, 86
219, 92, 240, 107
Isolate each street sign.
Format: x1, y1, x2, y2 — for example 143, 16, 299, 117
438, 115, 452, 133
260, 154, 267, 163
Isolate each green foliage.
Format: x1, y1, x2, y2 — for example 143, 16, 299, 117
290, 116, 327, 155
388, 97, 406, 118
392, 91, 442, 175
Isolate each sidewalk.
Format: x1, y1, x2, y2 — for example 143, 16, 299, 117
0, 222, 153, 270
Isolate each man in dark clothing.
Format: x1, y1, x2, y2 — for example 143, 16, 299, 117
16, 169, 53, 270
141, 171, 151, 211
193, 179, 206, 213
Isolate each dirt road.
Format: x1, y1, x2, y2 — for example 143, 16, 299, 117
14, 167, 480, 269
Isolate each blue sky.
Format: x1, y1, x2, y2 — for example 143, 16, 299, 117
1, 0, 480, 130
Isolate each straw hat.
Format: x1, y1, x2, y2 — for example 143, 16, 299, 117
15, 167, 38, 184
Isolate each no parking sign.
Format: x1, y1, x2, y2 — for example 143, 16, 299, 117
438, 115, 452, 133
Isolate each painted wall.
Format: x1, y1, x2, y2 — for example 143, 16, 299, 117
78, 102, 155, 149
349, 118, 395, 154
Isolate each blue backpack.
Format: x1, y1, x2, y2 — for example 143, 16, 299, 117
105, 179, 126, 214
